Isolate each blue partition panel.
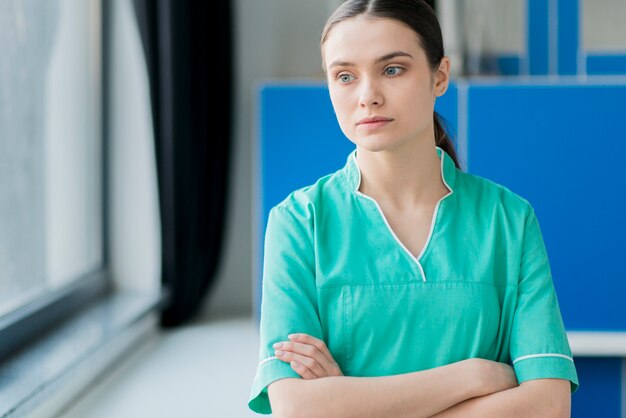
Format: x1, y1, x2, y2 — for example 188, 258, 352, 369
260, 84, 348, 218
467, 83, 626, 332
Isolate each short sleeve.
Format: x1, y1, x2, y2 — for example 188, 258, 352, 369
248, 205, 323, 415
509, 208, 579, 393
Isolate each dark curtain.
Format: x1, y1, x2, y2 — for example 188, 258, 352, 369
132, 0, 233, 327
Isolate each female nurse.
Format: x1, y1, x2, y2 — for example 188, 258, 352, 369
248, 0, 579, 416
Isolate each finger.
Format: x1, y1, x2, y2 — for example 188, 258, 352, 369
278, 341, 323, 361
288, 334, 334, 364
275, 350, 324, 378
277, 341, 338, 376
288, 334, 342, 375
290, 360, 317, 380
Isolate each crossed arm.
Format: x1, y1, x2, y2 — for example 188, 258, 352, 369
428, 378, 571, 418
267, 334, 571, 418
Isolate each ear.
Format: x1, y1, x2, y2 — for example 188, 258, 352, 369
433, 56, 451, 97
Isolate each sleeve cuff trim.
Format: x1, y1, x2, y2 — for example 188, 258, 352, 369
513, 353, 574, 364
258, 355, 279, 368
254, 356, 280, 379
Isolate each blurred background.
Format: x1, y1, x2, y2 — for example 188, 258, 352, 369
0, 0, 625, 417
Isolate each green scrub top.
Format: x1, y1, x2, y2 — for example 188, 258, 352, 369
248, 147, 579, 415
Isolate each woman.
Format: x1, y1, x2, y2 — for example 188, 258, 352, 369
248, 1, 579, 416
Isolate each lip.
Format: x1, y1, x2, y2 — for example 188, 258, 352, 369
356, 116, 393, 130
357, 116, 394, 125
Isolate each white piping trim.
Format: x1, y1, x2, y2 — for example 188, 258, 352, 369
351, 148, 454, 282
258, 356, 278, 368
512, 353, 574, 364
418, 153, 453, 262
253, 356, 280, 380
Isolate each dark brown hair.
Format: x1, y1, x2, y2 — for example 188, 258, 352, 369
321, 0, 461, 169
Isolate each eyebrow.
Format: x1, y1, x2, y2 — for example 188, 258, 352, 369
328, 50, 414, 69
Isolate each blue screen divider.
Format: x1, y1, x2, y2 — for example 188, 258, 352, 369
467, 82, 626, 332
256, 78, 626, 417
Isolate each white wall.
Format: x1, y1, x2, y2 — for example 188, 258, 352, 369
583, 0, 626, 51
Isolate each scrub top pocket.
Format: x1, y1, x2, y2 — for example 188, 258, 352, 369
343, 281, 504, 377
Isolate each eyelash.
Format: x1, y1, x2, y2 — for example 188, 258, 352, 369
335, 66, 405, 84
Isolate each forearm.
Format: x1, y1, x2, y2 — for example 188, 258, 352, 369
429, 379, 570, 418
270, 360, 479, 418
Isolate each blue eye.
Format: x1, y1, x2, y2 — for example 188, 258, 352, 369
384, 66, 403, 77
338, 73, 354, 83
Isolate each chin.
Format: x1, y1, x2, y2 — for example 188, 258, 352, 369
352, 136, 403, 154
355, 143, 390, 153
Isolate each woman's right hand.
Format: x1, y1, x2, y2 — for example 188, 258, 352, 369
465, 358, 519, 397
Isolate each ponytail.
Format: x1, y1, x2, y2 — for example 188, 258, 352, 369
434, 112, 461, 169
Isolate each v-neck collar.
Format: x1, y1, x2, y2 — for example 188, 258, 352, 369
340, 146, 458, 281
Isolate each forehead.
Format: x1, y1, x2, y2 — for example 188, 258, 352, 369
323, 15, 423, 65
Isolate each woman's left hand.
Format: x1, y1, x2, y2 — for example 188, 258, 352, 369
273, 333, 344, 379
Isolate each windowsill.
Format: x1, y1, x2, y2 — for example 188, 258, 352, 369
0, 289, 166, 418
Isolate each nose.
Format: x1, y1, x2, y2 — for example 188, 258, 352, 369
358, 78, 383, 108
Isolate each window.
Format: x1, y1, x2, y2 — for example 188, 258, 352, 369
0, 0, 107, 356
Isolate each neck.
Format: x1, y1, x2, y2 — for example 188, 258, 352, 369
355, 139, 447, 210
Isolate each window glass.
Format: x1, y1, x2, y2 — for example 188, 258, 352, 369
0, 0, 102, 316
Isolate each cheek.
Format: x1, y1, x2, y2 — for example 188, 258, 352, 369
399, 80, 432, 106
401, 85, 435, 122
329, 88, 355, 129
